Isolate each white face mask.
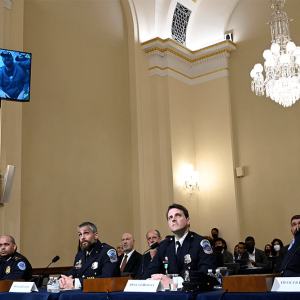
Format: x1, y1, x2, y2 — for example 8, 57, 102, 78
274, 245, 281, 252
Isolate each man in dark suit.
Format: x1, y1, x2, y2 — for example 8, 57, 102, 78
214, 238, 233, 265
275, 215, 300, 274
141, 203, 216, 282
59, 222, 119, 289
235, 242, 248, 260
118, 233, 142, 278
245, 236, 269, 268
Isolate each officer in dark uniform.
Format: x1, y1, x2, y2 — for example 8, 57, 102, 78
141, 204, 216, 281
59, 222, 120, 289
0, 235, 32, 281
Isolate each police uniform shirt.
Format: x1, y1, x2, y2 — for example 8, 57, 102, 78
68, 240, 120, 286
141, 231, 216, 281
0, 251, 32, 281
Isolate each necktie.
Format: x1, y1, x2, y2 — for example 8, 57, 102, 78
86, 253, 90, 262
176, 241, 182, 271
176, 241, 181, 255
120, 254, 128, 272
238, 254, 241, 259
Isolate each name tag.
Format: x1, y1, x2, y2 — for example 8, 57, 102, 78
9, 282, 38, 293
272, 277, 300, 292
124, 280, 164, 292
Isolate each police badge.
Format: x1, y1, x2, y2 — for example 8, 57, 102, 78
6, 266, 11, 274
184, 254, 192, 264
91, 262, 98, 269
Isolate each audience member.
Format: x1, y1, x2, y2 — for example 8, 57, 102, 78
214, 238, 233, 265
245, 236, 269, 268
118, 233, 142, 278
59, 222, 119, 289
235, 242, 248, 260
271, 239, 283, 257
116, 243, 124, 256
264, 244, 272, 257
0, 235, 32, 281
233, 244, 239, 257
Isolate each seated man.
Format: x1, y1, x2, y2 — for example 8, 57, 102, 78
141, 203, 216, 281
245, 236, 269, 268
235, 242, 248, 260
59, 222, 119, 289
214, 238, 233, 264
0, 235, 32, 281
118, 233, 142, 278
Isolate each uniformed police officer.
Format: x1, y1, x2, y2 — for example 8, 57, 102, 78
59, 222, 120, 289
0, 235, 32, 281
141, 203, 216, 281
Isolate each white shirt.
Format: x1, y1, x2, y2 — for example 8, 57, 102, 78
175, 230, 189, 254
248, 248, 256, 262
120, 249, 135, 268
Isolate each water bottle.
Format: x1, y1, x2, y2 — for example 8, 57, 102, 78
207, 269, 214, 278
214, 269, 223, 289
52, 277, 60, 293
47, 277, 54, 292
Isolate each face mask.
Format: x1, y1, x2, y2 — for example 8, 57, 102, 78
265, 249, 271, 254
212, 234, 218, 239
214, 246, 223, 252
246, 245, 254, 254
274, 245, 281, 252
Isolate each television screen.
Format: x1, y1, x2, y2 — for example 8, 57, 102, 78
0, 48, 32, 103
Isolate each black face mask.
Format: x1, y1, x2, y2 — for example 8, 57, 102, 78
246, 245, 254, 254
212, 234, 218, 239
214, 246, 223, 252
265, 249, 271, 254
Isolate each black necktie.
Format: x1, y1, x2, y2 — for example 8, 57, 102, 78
176, 241, 182, 271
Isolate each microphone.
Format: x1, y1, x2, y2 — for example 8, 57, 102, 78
134, 243, 159, 279
29, 255, 60, 286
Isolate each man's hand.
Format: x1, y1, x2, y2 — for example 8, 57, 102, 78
59, 275, 74, 289
250, 260, 256, 266
150, 274, 172, 288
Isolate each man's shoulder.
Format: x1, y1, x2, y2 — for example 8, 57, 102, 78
255, 248, 265, 254
189, 232, 210, 243
13, 252, 31, 264
132, 250, 142, 258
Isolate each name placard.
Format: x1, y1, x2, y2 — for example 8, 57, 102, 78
9, 282, 38, 293
272, 277, 300, 292
124, 280, 164, 292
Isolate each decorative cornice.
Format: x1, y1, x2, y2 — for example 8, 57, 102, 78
142, 37, 236, 85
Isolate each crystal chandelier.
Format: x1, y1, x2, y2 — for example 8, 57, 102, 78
183, 164, 199, 197
250, 0, 300, 107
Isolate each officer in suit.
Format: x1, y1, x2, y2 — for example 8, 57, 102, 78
0, 235, 32, 281
279, 215, 300, 276
59, 222, 119, 289
117, 233, 142, 278
141, 203, 216, 281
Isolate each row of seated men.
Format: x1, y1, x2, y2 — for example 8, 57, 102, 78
1, 205, 300, 288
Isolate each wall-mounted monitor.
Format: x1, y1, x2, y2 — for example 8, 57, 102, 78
0, 48, 32, 104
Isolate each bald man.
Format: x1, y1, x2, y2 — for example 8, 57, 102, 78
117, 233, 142, 278
0, 235, 32, 281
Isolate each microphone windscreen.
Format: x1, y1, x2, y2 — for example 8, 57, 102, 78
150, 242, 159, 250
52, 255, 60, 263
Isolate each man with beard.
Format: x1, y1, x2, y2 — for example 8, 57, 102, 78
59, 222, 119, 289
117, 233, 142, 278
245, 236, 269, 268
0, 235, 32, 280
0, 51, 29, 100
141, 203, 216, 282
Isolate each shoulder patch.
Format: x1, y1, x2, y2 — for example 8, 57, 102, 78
107, 249, 117, 263
17, 261, 26, 271
200, 239, 213, 254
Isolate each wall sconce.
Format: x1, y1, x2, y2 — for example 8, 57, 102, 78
183, 164, 200, 197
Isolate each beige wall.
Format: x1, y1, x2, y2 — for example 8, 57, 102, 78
227, 0, 300, 248
19, 0, 133, 267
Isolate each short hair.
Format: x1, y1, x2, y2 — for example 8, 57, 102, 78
245, 236, 255, 243
166, 203, 189, 220
214, 237, 225, 245
238, 242, 246, 249
78, 222, 97, 234
146, 230, 161, 239
211, 228, 219, 233
291, 215, 300, 225
1, 235, 15, 244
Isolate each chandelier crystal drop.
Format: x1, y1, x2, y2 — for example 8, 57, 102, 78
250, 0, 300, 107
